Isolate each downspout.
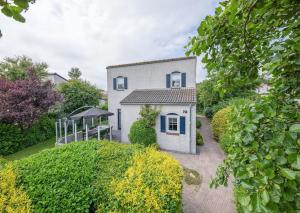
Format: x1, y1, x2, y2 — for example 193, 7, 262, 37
189, 104, 192, 153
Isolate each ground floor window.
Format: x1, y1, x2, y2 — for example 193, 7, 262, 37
167, 116, 179, 133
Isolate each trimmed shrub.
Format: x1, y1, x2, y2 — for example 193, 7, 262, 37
0, 115, 55, 155
3, 141, 182, 212
0, 164, 31, 212
196, 131, 204, 146
211, 106, 232, 140
196, 118, 202, 129
204, 107, 213, 118
0, 157, 8, 169
110, 148, 183, 212
128, 120, 157, 146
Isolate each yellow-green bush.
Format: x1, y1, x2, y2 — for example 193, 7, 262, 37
211, 106, 232, 140
0, 164, 31, 213
109, 148, 183, 212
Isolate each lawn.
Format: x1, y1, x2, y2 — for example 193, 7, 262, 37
4, 138, 56, 161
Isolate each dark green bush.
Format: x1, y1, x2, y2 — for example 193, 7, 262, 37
128, 120, 157, 146
196, 131, 204, 146
0, 115, 55, 155
204, 107, 213, 118
196, 118, 202, 129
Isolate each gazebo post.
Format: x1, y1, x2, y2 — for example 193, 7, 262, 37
97, 125, 100, 140
92, 117, 94, 127
59, 119, 62, 139
55, 122, 58, 143
85, 124, 88, 141
64, 120, 67, 144
83, 118, 85, 130
74, 122, 77, 142
109, 125, 112, 141
72, 120, 75, 134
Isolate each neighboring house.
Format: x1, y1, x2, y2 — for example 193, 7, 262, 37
99, 89, 108, 105
107, 57, 197, 154
45, 73, 68, 85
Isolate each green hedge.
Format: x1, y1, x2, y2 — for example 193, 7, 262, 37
2, 141, 183, 212
0, 115, 55, 155
211, 106, 232, 140
128, 120, 157, 146
196, 131, 204, 146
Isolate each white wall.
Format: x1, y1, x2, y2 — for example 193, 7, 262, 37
107, 57, 197, 130
121, 104, 196, 154
45, 74, 67, 85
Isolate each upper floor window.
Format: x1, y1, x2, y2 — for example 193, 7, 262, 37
113, 76, 128, 90
171, 72, 181, 88
166, 72, 186, 88
116, 77, 125, 90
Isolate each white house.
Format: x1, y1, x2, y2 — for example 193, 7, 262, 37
107, 57, 197, 154
45, 73, 68, 85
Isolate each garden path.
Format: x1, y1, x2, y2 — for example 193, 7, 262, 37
169, 116, 236, 213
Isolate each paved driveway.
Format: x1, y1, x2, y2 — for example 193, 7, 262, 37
169, 116, 236, 213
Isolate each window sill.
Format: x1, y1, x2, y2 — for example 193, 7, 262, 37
166, 132, 179, 136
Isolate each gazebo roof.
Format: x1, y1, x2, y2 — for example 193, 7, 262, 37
70, 107, 113, 120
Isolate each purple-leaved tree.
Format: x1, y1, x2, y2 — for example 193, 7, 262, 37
0, 69, 62, 128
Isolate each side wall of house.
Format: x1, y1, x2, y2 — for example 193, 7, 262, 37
107, 58, 196, 131
121, 104, 196, 154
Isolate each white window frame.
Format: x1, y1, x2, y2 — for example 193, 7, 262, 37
171, 72, 181, 88
167, 115, 179, 133
116, 77, 125, 90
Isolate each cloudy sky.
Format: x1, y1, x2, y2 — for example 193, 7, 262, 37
0, 0, 219, 89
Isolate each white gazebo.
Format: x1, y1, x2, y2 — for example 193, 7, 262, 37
55, 106, 114, 145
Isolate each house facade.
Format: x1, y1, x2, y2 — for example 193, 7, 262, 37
45, 73, 68, 86
107, 57, 197, 154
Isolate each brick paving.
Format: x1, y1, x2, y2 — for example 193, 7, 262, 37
169, 116, 236, 213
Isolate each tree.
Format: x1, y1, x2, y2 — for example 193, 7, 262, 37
0, 69, 62, 128
0, 56, 48, 81
186, 0, 300, 212
0, 0, 35, 37
68, 67, 82, 79
58, 79, 101, 114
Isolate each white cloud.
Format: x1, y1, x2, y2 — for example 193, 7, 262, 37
0, 0, 219, 89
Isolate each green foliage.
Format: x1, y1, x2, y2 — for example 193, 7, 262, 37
128, 120, 157, 146
0, 157, 8, 169
100, 102, 108, 110
211, 97, 300, 212
7, 141, 182, 212
0, 115, 55, 155
68, 67, 82, 79
139, 105, 160, 127
196, 118, 201, 129
196, 79, 220, 112
211, 106, 232, 140
188, 0, 300, 211
58, 79, 101, 114
0, 0, 35, 37
0, 56, 48, 81
196, 131, 204, 146
15, 141, 102, 212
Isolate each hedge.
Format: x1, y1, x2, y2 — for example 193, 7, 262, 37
211, 106, 232, 140
0, 141, 183, 212
128, 120, 157, 146
0, 115, 55, 155
196, 131, 204, 146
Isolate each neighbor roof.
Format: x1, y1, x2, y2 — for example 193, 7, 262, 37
106, 56, 196, 69
47, 73, 68, 81
120, 88, 196, 105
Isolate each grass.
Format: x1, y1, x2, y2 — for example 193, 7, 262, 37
4, 138, 56, 161
183, 167, 202, 185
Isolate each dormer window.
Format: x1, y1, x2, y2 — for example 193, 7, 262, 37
171, 72, 181, 88
116, 77, 125, 90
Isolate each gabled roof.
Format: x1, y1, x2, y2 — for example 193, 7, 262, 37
106, 56, 196, 69
120, 88, 196, 105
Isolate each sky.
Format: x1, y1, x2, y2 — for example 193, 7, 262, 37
0, 0, 219, 90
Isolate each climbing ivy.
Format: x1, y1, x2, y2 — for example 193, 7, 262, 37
186, 0, 300, 212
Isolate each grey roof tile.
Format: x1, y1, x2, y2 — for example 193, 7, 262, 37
120, 88, 196, 105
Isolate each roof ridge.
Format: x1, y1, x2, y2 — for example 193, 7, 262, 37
106, 56, 196, 69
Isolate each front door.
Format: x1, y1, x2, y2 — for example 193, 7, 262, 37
117, 109, 121, 130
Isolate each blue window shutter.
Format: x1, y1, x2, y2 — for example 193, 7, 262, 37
113, 78, 116, 90
124, 77, 128, 89
181, 73, 186, 87
160, 115, 166, 132
166, 74, 170, 88
180, 116, 185, 134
